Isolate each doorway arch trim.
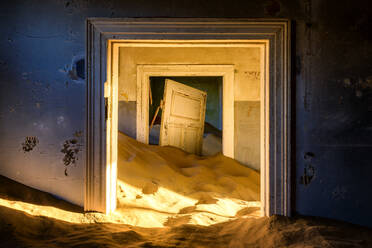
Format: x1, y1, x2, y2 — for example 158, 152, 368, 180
85, 18, 291, 217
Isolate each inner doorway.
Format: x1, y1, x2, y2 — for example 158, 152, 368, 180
149, 76, 222, 157
134, 64, 235, 159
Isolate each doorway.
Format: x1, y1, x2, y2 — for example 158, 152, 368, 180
118, 63, 262, 227
135, 64, 235, 159
85, 19, 291, 218
148, 77, 222, 155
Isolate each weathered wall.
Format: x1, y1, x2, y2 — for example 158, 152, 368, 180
118, 46, 260, 145
119, 46, 261, 101
118, 101, 136, 139
0, 0, 371, 227
235, 101, 260, 171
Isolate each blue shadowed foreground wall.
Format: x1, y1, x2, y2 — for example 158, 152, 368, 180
0, 0, 371, 227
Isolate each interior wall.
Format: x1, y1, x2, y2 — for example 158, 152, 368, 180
118, 47, 260, 102
118, 46, 261, 170
118, 101, 136, 139
235, 101, 260, 171
1, 0, 371, 227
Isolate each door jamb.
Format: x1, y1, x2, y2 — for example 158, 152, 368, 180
136, 64, 235, 159
85, 19, 291, 216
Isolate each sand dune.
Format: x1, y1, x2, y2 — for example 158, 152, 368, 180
0, 176, 372, 247
1, 134, 371, 247
116, 131, 260, 227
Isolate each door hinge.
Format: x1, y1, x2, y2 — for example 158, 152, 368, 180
104, 81, 110, 120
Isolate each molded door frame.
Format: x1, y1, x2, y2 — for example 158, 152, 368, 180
136, 64, 235, 158
86, 18, 291, 217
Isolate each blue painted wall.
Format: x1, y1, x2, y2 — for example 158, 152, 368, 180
0, 0, 371, 226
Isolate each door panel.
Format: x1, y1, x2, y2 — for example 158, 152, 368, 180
167, 124, 183, 148
170, 93, 202, 121
184, 127, 199, 154
160, 79, 207, 155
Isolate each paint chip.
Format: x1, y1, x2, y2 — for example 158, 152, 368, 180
22, 136, 39, 152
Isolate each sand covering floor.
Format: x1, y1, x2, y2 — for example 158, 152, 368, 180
116, 131, 260, 227
1, 177, 372, 247
1, 134, 372, 247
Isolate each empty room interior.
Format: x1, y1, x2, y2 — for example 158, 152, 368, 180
1, 2, 372, 246
114, 44, 263, 227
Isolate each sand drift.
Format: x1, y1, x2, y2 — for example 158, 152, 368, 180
116, 132, 260, 227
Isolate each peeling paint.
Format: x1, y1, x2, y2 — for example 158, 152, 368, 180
300, 152, 315, 185
61, 131, 83, 176
304, 152, 315, 160
244, 71, 260, 80
58, 65, 69, 74
22, 136, 39, 152
340, 77, 372, 100
300, 164, 315, 186
67, 55, 85, 82
120, 92, 129, 102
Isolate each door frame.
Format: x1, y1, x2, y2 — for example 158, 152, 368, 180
86, 18, 291, 216
136, 64, 235, 158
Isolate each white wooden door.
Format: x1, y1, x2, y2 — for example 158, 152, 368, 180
159, 79, 207, 155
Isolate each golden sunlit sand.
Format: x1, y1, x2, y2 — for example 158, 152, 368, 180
116, 131, 261, 227
1, 175, 372, 247
0, 132, 261, 228
0, 133, 371, 247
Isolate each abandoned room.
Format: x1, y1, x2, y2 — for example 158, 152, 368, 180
0, 1, 371, 247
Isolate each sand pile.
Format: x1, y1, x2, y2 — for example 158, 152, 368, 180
0, 176, 372, 247
116, 131, 260, 227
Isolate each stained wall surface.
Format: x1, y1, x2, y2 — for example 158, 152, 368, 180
0, 0, 371, 227
118, 47, 261, 102
235, 101, 260, 170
